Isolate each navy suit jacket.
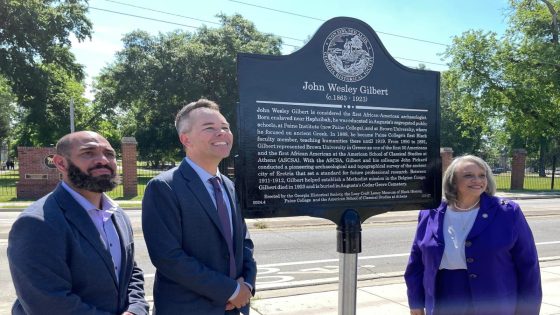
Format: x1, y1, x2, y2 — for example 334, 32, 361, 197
7, 184, 149, 315
404, 193, 542, 315
142, 159, 257, 315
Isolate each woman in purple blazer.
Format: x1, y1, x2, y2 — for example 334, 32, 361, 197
404, 155, 542, 315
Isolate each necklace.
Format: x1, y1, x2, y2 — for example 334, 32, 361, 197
454, 199, 480, 211
447, 208, 479, 248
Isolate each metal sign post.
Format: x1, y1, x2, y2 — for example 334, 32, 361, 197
337, 209, 362, 315
237, 16, 441, 315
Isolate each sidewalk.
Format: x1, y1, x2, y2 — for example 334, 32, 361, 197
247, 191, 560, 315
1, 190, 559, 211
250, 264, 560, 315
2, 192, 559, 314
246, 190, 560, 230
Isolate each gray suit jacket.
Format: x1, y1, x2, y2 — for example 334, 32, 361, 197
8, 184, 149, 315
142, 159, 257, 315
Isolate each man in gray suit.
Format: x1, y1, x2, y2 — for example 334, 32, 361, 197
142, 99, 257, 314
8, 131, 149, 315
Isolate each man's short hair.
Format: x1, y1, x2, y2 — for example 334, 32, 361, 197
175, 99, 221, 134
55, 131, 107, 157
56, 133, 75, 157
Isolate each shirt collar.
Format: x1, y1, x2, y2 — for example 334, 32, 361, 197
185, 157, 222, 183
60, 181, 118, 214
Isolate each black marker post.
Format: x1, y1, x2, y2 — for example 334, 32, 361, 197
237, 17, 441, 314
337, 209, 361, 314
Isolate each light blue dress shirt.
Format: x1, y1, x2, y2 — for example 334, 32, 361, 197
61, 181, 122, 283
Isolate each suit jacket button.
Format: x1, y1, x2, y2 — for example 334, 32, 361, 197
466, 258, 474, 263
465, 241, 472, 247
469, 274, 478, 279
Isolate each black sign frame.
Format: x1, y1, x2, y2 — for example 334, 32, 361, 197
236, 17, 441, 223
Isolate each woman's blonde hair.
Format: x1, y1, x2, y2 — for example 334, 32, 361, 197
442, 155, 496, 204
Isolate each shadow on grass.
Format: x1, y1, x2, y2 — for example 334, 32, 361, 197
0, 196, 36, 203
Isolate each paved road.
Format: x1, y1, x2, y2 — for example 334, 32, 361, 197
250, 215, 560, 289
1, 198, 559, 311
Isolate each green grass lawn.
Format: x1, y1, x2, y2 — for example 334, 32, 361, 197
0, 170, 19, 202
0, 165, 165, 201
105, 166, 163, 200
494, 173, 560, 191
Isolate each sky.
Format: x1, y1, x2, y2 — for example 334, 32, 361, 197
70, 0, 512, 98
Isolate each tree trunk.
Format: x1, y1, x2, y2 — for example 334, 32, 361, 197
540, 0, 558, 44
539, 137, 547, 177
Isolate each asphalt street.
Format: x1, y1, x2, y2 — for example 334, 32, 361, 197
1, 198, 559, 313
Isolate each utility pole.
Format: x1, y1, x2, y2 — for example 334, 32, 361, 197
70, 98, 75, 132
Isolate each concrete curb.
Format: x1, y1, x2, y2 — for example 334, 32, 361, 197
246, 208, 560, 230
2, 193, 560, 227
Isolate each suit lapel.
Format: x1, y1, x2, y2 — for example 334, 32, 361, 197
112, 208, 130, 290
430, 202, 447, 245
430, 194, 499, 241
179, 160, 228, 240
54, 185, 119, 287
467, 193, 499, 238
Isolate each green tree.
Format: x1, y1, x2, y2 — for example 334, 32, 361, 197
12, 63, 92, 146
94, 14, 282, 165
0, 0, 91, 79
0, 0, 92, 145
440, 71, 491, 156
442, 0, 560, 171
506, 0, 560, 175
0, 75, 15, 141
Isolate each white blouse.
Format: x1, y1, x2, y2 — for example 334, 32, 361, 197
440, 205, 479, 270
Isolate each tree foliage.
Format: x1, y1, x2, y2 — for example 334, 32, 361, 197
0, 75, 15, 141
442, 0, 560, 166
94, 14, 282, 164
12, 64, 93, 146
440, 71, 488, 156
0, 0, 92, 146
0, 0, 91, 79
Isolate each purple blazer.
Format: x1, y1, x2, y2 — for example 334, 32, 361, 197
404, 193, 542, 315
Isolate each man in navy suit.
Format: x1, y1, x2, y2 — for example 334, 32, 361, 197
142, 99, 257, 314
8, 131, 149, 314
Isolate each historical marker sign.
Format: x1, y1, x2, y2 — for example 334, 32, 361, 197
237, 17, 441, 222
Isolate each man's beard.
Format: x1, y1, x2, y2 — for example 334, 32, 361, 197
67, 160, 119, 193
